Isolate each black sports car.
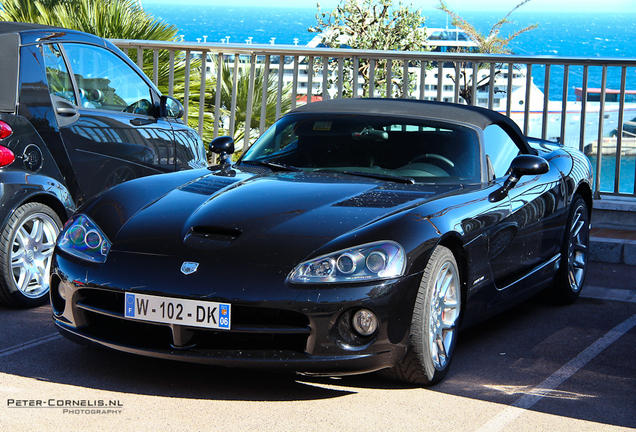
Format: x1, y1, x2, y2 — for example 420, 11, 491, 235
50, 99, 592, 385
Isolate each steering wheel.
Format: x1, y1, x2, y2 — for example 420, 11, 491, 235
409, 153, 455, 168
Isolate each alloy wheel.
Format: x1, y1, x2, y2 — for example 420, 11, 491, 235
10, 212, 60, 298
428, 259, 461, 371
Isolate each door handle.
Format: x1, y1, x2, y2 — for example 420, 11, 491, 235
130, 118, 157, 126
55, 101, 78, 117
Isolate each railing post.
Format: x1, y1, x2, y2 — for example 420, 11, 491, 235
168, 50, 175, 97
579, 65, 589, 153
560, 65, 569, 144
542, 64, 551, 140
214, 52, 223, 140
337, 57, 344, 98
183, 50, 191, 123
307, 56, 314, 103
291, 55, 299, 110
198, 51, 207, 139
244, 54, 257, 151
488, 63, 495, 110
369, 59, 375, 98
594, 65, 608, 199
437, 62, 443, 102
259, 55, 271, 135
276, 55, 284, 119
523, 64, 532, 135
322, 56, 329, 100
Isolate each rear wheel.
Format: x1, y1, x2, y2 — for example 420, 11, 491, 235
378, 245, 461, 385
0, 203, 62, 308
552, 195, 590, 304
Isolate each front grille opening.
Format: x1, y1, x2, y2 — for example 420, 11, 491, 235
78, 288, 125, 315
75, 289, 311, 354
81, 310, 309, 353
232, 306, 309, 328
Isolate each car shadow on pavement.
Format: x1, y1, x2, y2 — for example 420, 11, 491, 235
1, 290, 634, 429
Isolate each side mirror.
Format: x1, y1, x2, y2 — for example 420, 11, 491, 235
210, 136, 235, 167
488, 154, 549, 202
160, 95, 184, 119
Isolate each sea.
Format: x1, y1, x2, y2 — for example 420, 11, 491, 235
142, 4, 636, 193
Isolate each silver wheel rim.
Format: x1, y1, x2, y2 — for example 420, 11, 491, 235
567, 205, 589, 293
10, 212, 60, 298
428, 260, 461, 371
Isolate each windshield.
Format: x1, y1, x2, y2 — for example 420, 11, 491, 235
240, 113, 481, 184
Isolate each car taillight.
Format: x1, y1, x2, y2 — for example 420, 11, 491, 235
0, 146, 15, 167
0, 120, 12, 139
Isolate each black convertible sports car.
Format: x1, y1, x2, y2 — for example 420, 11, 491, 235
51, 99, 592, 385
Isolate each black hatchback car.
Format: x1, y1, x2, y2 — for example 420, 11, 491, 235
0, 22, 207, 308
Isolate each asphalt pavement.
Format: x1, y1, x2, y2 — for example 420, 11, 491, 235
0, 261, 634, 431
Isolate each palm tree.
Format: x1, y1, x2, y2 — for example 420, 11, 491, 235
176, 56, 293, 153
0, 0, 182, 90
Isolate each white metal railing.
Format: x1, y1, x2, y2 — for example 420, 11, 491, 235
111, 39, 636, 198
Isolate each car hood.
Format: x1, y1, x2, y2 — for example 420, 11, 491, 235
110, 170, 460, 267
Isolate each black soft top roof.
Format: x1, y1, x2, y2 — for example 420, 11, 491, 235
0, 21, 63, 34
291, 98, 534, 154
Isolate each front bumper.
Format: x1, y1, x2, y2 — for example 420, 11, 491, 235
50, 251, 421, 375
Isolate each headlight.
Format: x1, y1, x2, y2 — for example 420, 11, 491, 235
57, 214, 111, 263
288, 241, 405, 284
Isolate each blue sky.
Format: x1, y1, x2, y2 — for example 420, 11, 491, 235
143, 0, 635, 14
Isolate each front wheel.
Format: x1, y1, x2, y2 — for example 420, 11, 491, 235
378, 245, 462, 385
0, 203, 62, 308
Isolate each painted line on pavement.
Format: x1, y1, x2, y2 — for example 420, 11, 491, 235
474, 313, 636, 432
0, 333, 62, 358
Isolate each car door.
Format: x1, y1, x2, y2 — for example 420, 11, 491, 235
42, 42, 177, 203
483, 124, 566, 290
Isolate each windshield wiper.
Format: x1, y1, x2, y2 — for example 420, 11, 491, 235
342, 171, 415, 184
240, 160, 301, 172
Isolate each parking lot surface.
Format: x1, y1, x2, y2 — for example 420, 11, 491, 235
1, 261, 635, 431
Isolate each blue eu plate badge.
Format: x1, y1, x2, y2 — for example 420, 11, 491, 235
125, 293, 135, 317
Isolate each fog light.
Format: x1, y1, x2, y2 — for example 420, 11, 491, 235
352, 309, 378, 336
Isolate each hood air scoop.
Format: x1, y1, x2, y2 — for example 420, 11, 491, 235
184, 226, 242, 251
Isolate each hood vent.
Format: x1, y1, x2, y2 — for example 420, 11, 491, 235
334, 190, 425, 208
237, 164, 270, 175
179, 176, 238, 196
184, 226, 242, 251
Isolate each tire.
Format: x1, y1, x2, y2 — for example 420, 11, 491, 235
378, 245, 461, 386
0, 203, 62, 308
552, 194, 590, 304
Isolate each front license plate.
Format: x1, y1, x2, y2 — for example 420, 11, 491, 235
124, 293, 231, 330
